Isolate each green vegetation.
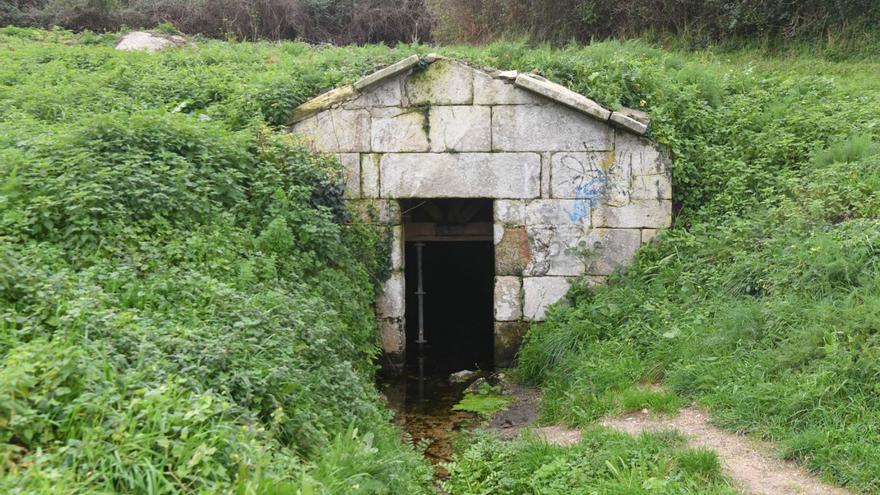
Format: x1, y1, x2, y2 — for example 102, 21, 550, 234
452, 383, 511, 417
442, 429, 735, 494
3, 24, 880, 494
0, 27, 432, 493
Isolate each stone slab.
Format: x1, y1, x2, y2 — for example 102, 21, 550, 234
514, 73, 611, 121
376, 271, 405, 318
344, 75, 403, 109
334, 153, 360, 199
549, 151, 617, 200
353, 54, 420, 91
371, 108, 429, 152
378, 317, 405, 359
494, 200, 526, 226
592, 199, 672, 229
391, 225, 404, 271
525, 199, 591, 228
405, 59, 474, 105
523, 225, 642, 276
523, 276, 571, 321
615, 131, 667, 176
492, 105, 613, 152
641, 228, 659, 245
632, 174, 672, 200
428, 106, 491, 152
494, 276, 522, 321
380, 153, 541, 198
495, 226, 531, 276
610, 111, 648, 135
474, 71, 546, 105
292, 109, 370, 152
361, 154, 381, 198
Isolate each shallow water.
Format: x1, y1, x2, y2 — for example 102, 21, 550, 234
377, 366, 479, 473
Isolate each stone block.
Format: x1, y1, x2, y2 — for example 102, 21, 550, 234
632, 174, 672, 200
348, 199, 401, 225
345, 75, 403, 109
428, 106, 491, 151
524, 199, 590, 228
495, 226, 531, 276
492, 105, 613, 152
334, 153, 360, 199
361, 153, 381, 198
615, 131, 667, 176
378, 317, 405, 359
494, 200, 526, 226
514, 73, 611, 121
370, 108, 429, 152
494, 321, 530, 367
376, 271, 405, 318
523, 225, 641, 276
583, 228, 642, 276
292, 109, 370, 153
550, 151, 631, 206
523, 277, 571, 321
353, 54, 419, 91
474, 71, 546, 105
592, 199, 672, 229
641, 228, 659, 245
494, 276, 522, 321
405, 60, 474, 105
380, 153, 541, 199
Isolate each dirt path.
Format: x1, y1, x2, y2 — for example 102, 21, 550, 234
601, 407, 852, 495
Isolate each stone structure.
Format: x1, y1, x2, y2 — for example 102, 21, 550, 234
291, 54, 671, 366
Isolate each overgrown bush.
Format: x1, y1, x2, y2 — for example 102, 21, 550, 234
0, 28, 432, 493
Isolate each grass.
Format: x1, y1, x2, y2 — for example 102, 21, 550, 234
2, 25, 880, 493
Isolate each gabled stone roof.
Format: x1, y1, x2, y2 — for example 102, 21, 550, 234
288, 54, 650, 136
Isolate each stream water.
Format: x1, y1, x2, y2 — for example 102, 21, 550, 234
377, 366, 479, 475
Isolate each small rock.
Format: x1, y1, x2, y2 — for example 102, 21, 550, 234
449, 370, 476, 383
464, 377, 488, 394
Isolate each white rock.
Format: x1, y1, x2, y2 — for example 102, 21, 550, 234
524, 200, 591, 228
428, 106, 491, 151
391, 225, 404, 271
523, 277, 572, 321
380, 153, 541, 199
494, 276, 523, 321
615, 131, 667, 176
548, 151, 615, 200
610, 111, 648, 135
116, 31, 185, 52
370, 108, 429, 152
492, 105, 613, 152
632, 174, 672, 200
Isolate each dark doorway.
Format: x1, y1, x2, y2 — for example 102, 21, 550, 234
402, 199, 495, 374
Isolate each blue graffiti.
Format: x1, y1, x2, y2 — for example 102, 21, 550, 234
566, 169, 608, 223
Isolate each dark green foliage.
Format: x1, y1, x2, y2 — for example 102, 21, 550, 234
0, 29, 432, 493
